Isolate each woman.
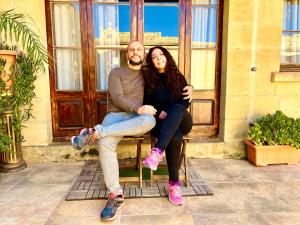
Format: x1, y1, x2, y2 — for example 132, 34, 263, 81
142, 46, 193, 205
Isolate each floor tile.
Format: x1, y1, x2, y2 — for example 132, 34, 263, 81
192, 213, 270, 225
121, 214, 195, 225
261, 212, 300, 225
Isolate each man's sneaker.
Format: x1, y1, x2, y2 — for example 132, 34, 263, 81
100, 193, 124, 221
142, 148, 163, 171
168, 182, 184, 205
71, 128, 96, 150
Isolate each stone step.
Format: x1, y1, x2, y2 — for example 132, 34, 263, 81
22, 139, 226, 164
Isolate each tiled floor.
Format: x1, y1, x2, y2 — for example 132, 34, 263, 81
1, 159, 300, 225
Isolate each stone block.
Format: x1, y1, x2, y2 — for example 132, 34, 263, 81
272, 83, 300, 96
228, 0, 254, 24
227, 23, 253, 49
249, 96, 280, 119
255, 49, 281, 72
224, 96, 249, 120
223, 119, 248, 142
22, 123, 52, 146
257, 0, 284, 27
279, 97, 300, 118
223, 142, 246, 159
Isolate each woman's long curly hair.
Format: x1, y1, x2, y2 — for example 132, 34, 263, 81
141, 46, 186, 97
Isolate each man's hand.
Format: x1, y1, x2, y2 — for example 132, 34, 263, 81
182, 85, 193, 103
137, 105, 157, 115
159, 111, 167, 120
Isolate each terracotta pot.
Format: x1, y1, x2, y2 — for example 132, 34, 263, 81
0, 50, 17, 95
245, 139, 300, 166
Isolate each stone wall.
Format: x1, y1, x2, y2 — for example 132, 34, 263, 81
220, 0, 300, 158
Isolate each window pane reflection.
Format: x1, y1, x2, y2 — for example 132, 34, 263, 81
94, 4, 130, 47
95, 49, 127, 91
281, 1, 300, 65
281, 32, 300, 64
144, 4, 179, 46
191, 50, 216, 90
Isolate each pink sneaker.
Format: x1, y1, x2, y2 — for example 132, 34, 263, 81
142, 148, 162, 171
168, 182, 184, 205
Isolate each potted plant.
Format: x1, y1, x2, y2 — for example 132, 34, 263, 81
245, 110, 300, 166
0, 9, 47, 172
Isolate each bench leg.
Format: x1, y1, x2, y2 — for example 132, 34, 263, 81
149, 139, 156, 186
137, 140, 143, 189
180, 140, 188, 187
135, 141, 141, 171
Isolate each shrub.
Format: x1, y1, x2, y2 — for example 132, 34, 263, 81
248, 111, 300, 149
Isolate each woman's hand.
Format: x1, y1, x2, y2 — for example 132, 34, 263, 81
159, 111, 167, 120
182, 85, 193, 103
137, 105, 157, 115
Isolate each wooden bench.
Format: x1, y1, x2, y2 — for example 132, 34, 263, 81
150, 136, 191, 187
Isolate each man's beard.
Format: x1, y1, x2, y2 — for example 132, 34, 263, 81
129, 59, 143, 65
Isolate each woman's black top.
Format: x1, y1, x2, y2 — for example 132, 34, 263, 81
143, 73, 190, 118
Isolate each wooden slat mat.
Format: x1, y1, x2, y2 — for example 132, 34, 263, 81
66, 159, 213, 200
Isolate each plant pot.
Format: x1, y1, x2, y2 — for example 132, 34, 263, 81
0, 110, 26, 172
0, 50, 17, 96
245, 140, 300, 166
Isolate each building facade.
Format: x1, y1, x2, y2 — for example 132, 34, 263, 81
1, 0, 299, 161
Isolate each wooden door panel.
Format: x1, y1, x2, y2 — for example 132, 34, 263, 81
57, 100, 84, 127
185, 0, 222, 138
191, 99, 215, 125
51, 95, 90, 140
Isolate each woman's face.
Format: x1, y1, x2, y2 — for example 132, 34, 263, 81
151, 48, 167, 73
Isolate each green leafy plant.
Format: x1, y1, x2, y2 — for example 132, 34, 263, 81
0, 50, 37, 152
248, 111, 300, 149
0, 9, 48, 153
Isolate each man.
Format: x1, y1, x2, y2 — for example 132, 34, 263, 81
72, 40, 192, 221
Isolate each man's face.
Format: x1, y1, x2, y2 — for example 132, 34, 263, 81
127, 41, 145, 65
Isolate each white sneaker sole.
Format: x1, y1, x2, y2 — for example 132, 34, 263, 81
142, 161, 158, 171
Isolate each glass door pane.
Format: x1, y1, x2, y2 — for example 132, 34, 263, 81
52, 3, 82, 90
144, 1, 179, 63
191, 50, 216, 90
93, 1, 130, 91
191, 3, 218, 90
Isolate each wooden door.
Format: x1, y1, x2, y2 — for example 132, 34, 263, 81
185, 0, 222, 138
46, 0, 91, 141
139, 0, 223, 138
46, 0, 136, 140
